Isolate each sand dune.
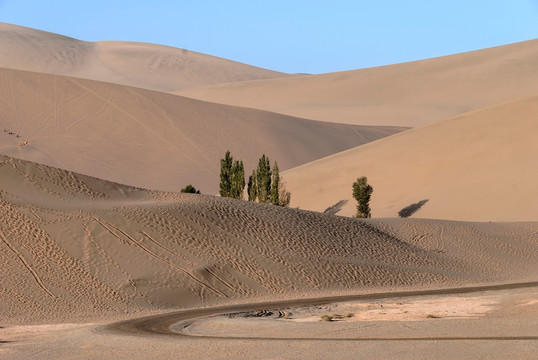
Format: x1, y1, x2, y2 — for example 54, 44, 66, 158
0, 67, 405, 193
178, 39, 538, 127
1, 23, 537, 360
0, 22, 288, 92
283, 93, 538, 221
1, 154, 536, 325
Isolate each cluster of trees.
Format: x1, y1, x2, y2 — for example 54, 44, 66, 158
181, 150, 372, 218
247, 155, 291, 206
219, 151, 290, 207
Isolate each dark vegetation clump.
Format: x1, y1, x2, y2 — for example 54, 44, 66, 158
220, 151, 290, 206
180, 184, 200, 194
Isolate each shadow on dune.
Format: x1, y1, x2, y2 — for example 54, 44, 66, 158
398, 199, 429, 218
323, 200, 348, 215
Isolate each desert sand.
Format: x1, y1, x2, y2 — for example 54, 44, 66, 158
284, 93, 538, 221
0, 67, 405, 193
178, 39, 538, 127
0, 22, 288, 92
0, 24, 537, 359
0, 155, 536, 359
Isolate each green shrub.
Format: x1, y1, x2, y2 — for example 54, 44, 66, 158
180, 184, 200, 194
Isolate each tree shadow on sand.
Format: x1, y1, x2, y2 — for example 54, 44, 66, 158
398, 199, 429, 218
323, 200, 348, 215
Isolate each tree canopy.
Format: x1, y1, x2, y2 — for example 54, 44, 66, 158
352, 176, 373, 218
220, 150, 245, 199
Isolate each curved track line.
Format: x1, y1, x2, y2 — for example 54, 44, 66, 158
94, 218, 227, 297
104, 280, 538, 341
0, 232, 55, 298
178, 333, 538, 341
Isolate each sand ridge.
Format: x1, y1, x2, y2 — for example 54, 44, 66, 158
0, 22, 289, 92
1, 23, 537, 359
178, 38, 538, 127
284, 92, 538, 221
0, 67, 405, 193
0, 155, 536, 325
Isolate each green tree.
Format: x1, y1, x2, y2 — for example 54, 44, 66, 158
247, 170, 257, 201
230, 160, 245, 199
352, 176, 373, 218
256, 154, 272, 203
220, 151, 245, 199
180, 184, 200, 194
248, 157, 290, 207
219, 150, 233, 198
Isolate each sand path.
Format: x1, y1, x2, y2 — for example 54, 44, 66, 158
2, 282, 536, 360
104, 280, 538, 339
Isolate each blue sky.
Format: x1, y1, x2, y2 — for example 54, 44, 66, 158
1, 1, 537, 74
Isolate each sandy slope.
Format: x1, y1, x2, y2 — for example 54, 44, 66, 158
179, 39, 538, 127
283, 93, 538, 221
1, 155, 536, 325
0, 22, 288, 92
3, 285, 538, 359
0, 67, 405, 193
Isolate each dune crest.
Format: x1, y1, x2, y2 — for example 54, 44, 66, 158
178, 39, 538, 127
0, 22, 288, 92
1, 154, 536, 324
0, 67, 405, 193
284, 93, 538, 221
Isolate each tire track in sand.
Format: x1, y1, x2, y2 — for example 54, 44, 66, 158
93, 217, 227, 297
0, 230, 55, 298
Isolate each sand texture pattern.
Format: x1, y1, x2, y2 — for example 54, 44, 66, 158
1, 24, 538, 359
0, 154, 536, 325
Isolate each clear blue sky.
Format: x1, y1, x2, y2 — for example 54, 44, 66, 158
1, 1, 537, 74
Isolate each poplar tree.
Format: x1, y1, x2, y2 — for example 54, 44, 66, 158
249, 157, 290, 207
352, 176, 373, 218
247, 170, 257, 201
256, 154, 272, 203
219, 150, 233, 197
230, 160, 245, 199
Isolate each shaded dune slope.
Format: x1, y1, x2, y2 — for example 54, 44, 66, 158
284, 93, 538, 221
0, 22, 288, 92
1, 155, 536, 324
179, 39, 538, 127
0, 67, 405, 193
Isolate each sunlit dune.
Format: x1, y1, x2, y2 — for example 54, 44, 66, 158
284, 93, 538, 221
178, 39, 538, 127
0, 22, 289, 92
0, 67, 404, 193
1, 23, 537, 360
1, 155, 536, 325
